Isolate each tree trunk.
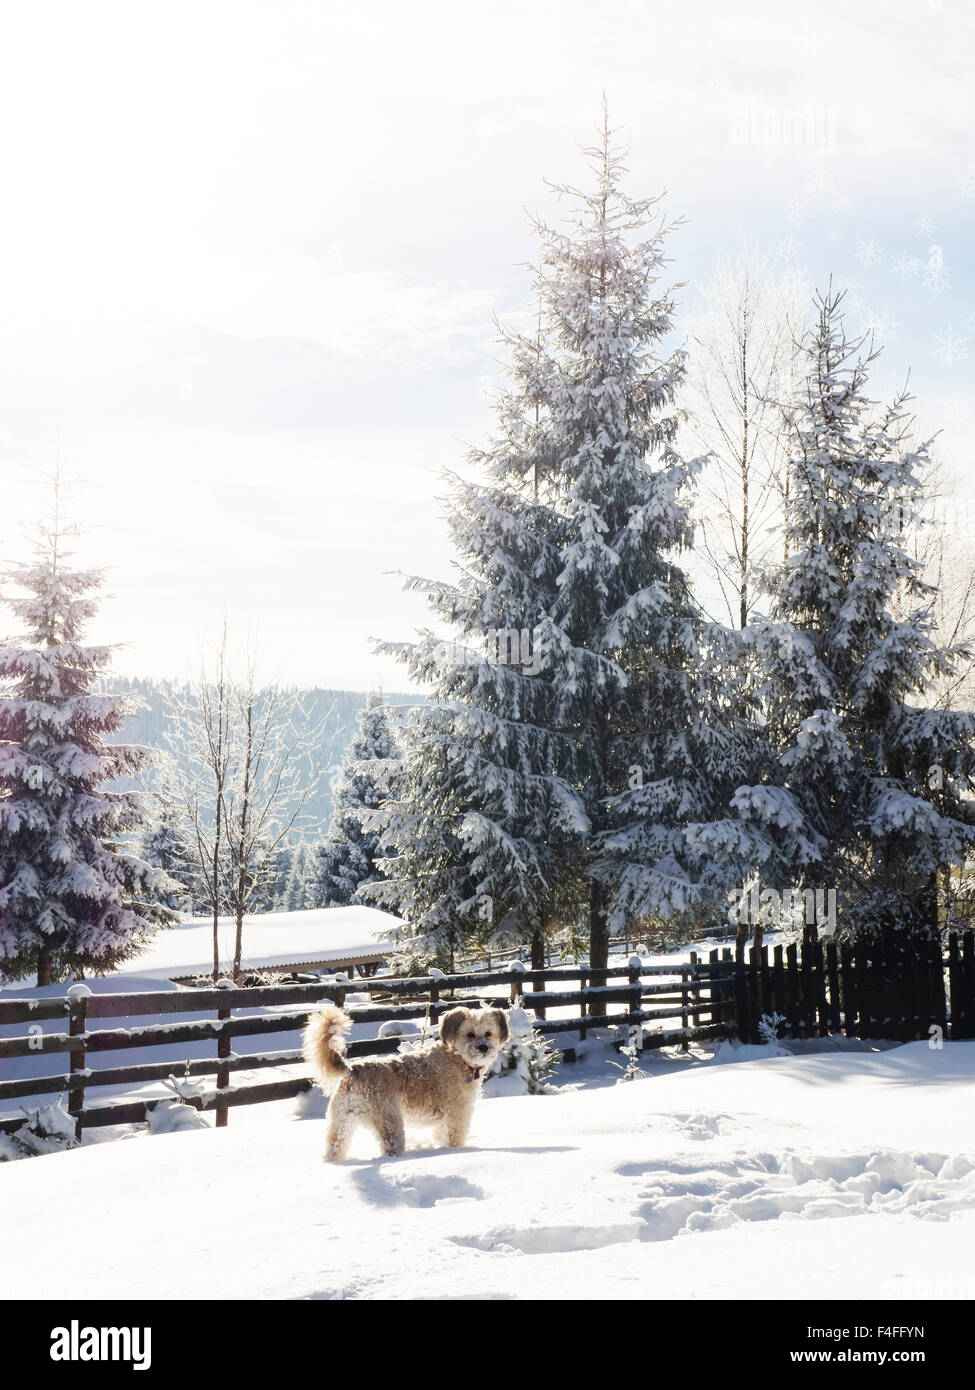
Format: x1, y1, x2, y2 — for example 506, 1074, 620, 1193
530, 926, 545, 971
37, 950, 52, 988
233, 906, 245, 984
589, 881, 609, 1015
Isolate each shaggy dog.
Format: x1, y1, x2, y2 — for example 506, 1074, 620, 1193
303, 1003, 509, 1161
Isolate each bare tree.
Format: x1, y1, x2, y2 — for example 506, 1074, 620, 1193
683, 247, 811, 626
904, 454, 975, 711
166, 630, 336, 981
166, 624, 233, 980
222, 653, 334, 981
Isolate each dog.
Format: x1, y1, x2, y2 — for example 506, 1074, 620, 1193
302, 1003, 509, 1161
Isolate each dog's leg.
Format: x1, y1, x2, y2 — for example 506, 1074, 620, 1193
324, 1091, 355, 1162
371, 1101, 406, 1157
441, 1096, 475, 1149
442, 1118, 470, 1148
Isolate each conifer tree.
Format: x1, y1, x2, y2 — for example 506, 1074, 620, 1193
280, 842, 312, 912
140, 788, 201, 913
373, 111, 772, 969
0, 480, 173, 984
714, 288, 975, 946
311, 691, 401, 909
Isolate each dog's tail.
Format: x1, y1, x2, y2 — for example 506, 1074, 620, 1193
303, 1003, 352, 1092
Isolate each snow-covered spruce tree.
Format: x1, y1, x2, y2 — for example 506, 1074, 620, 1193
280, 841, 313, 912
310, 690, 401, 909
372, 112, 774, 971
140, 783, 201, 913
712, 288, 975, 948
0, 493, 174, 985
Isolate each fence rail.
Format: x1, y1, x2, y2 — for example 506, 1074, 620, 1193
0, 955, 731, 1138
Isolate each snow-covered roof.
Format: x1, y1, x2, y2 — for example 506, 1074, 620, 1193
115, 906, 402, 981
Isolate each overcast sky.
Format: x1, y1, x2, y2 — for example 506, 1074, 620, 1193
0, 0, 972, 689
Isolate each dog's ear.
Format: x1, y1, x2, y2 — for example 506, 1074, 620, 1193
488, 1009, 510, 1044
439, 1007, 469, 1051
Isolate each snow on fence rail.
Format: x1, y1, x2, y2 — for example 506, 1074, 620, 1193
0, 955, 734, 1138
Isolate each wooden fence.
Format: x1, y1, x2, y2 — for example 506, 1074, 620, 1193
7, 931, 968, 1142
0, 955, 733, 1139
733, 926, 975, 1044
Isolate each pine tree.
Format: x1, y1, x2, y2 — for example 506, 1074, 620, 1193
722, 288, 975, 946
140, 786, 201, 913
0, 483, 174, 985
373, 111, 771, 970
311, 691, 401, 909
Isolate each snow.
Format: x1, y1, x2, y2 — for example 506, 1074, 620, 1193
111, 905, 402, 980
1, 1038, 973, 1300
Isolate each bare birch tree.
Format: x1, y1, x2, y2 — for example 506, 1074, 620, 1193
165, 624, 233, 980
165, 631, 336, 981
683, 247, 811, 626
221, 654, 335, 981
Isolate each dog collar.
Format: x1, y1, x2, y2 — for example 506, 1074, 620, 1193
465, 1062, 484, 1084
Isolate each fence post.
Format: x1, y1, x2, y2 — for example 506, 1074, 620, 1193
215, 976, 234, 1129
66, 983, 91, 1143
628, 955, 643, 1051
733, 959, 749, 1043
721, 947, 733, 1035
682, 955, 696, 1052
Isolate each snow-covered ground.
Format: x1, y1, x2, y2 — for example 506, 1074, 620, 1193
2, 1038, 973, 1300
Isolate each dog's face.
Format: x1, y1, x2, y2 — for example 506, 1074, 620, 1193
439, 1007, 509, 1069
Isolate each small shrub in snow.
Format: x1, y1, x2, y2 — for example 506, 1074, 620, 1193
147, 1100, 209, 1135
490, 1002, 560, 1094
398, 1005, 435, 1054
0, 1102, 79, 1160
757, 1012, 787, 1046
611, 1027, 645, 1084
146, 1075, 210, 1134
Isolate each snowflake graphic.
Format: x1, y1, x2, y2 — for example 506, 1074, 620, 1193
776, 236, 801, 260
784, 196, 809, 226
888, 253, 921, 282
826, 227, 843, 243
803, 169, 838, 201
855, 237, 885, 267
922, 263, 952, 297
860, 310, 898, 343
914, 215, 937, 236
961, 165, 975, 200
932, 328, 969, 369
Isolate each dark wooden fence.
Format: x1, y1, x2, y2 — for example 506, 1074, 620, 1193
0, 956, 732, 1139
733, 926, 975, 1045
8, 932, 967, 1142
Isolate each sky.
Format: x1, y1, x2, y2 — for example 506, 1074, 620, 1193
0, 0, 972, 689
